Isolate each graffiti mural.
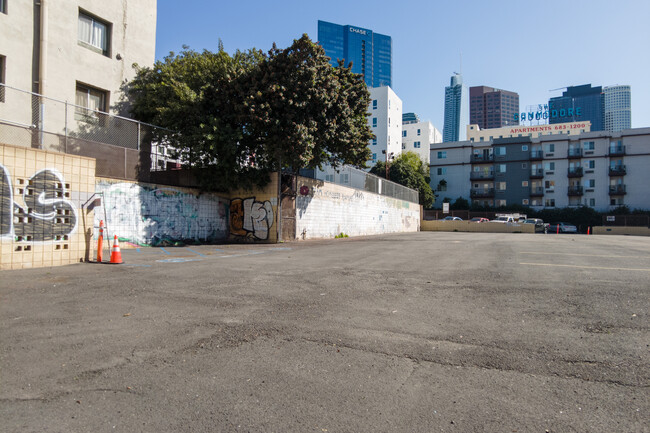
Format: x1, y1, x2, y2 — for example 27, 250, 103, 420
1, 164, 77, 242
230, 197, 274, 240
95, 182, 229, 246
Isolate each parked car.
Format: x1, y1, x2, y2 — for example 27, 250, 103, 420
523, 218, 548, 233
442, 216, 463, 221
491, 216, 516, 223
470, 217, 489, 223
547, 222, 578, 233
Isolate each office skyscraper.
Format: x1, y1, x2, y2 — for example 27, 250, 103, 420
443, 73, 468, 142
317, 20, 392, 88
604, 85, 631, 132
469, 86, 519, 129
549, 84, 604, 131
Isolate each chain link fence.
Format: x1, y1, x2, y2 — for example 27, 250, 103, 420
0, 84, 178, 179
0, 84, 419, 203
304, 164, 419, 204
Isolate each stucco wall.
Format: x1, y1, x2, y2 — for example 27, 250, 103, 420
421, 220, 534, 233
592, 226, 650, 237
295, 177, 420, 239
1, 143, 96, 270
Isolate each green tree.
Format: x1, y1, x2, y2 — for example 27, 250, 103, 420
127, 35, 373, 191
370, 151, 434, 208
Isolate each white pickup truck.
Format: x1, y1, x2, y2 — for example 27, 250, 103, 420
491, 213, 526, 224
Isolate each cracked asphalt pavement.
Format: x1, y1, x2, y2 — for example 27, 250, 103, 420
1, 232, 648, 432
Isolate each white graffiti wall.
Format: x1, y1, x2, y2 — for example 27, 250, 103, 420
296, 178, 420, 239
95, 180, 229, 246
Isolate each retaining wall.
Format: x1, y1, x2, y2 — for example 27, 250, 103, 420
295, 177, 420, 239
421, 220, 534, 233
592, 226, 650, 236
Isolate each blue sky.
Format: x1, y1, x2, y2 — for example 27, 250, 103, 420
156, 0, 650, 131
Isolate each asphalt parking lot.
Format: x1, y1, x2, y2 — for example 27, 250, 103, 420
1, 232, 648, 432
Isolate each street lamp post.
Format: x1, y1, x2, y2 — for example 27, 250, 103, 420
381, 150, 394, 180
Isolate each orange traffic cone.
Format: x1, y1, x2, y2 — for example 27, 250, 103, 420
109, 235, 123, 264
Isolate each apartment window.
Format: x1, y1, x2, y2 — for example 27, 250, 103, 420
522, 145, 528, 151
372, 153, 377, 161
544, 162, 555, 172
589, 198, 595, 207
372, 118, 377, 127
496, 164, 506, 174
414, 141, 421, 148
545, 143, 555, 153
340, 173, 349, 184
522, 199, 529, 205
545, 180, 555, 190
417, 129, 421, 136
497, 182, 506, 191
587, 179, 595, 188
0, 55, 5, 103
402, 130, 406, 137
78, 11, 110, 55
495, 146, 506, 156
522, 181, 529, 187
437, 151, 446, 159
372, 100, 377, 109
522, 163, 527, 169
583, 141, 595, 150
75, 82, 107, 122
325, 174, 334, 182
437, 167, 447, 176
496, 200, 507, 207
372, 138, 377, 146
545, 198, 555, 207
587, 160, 595, 169
0, 0, 6, 14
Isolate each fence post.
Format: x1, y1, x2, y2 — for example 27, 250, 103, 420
64, 100, 68, 153
137, 122, 141, 151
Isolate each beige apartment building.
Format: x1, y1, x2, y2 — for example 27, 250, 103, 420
0, 0, 156, 133
466, 121, 591, 143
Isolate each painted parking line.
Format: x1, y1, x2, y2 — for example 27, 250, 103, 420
124, 264, 152, 268
520, 252, 649, 259
186, 248, 206, 257
157, 257, 201, 263
520, 262, 650, 272
160, 248, 171, 255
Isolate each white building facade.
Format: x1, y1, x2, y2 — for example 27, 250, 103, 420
604, 85, 631, 132
368, 86, 402, 166
402, 121, 441, 165
430, 127, 650, 211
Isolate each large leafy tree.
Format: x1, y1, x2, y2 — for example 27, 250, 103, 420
127, 35, 373, 191
370, 151, 435, 208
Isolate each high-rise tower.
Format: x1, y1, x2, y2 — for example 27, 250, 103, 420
443, 73, 468, 142
469, 86, 519, 129
604, 85, 631, 132
317, 20, 392, 88
549, 84, 604, 131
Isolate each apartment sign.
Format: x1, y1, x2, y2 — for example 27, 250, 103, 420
349, 27, 368, 36
514, 104, 583, 122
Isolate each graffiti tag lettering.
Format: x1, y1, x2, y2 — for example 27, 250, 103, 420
230, 197, 274, 240
0, 164, 77, 242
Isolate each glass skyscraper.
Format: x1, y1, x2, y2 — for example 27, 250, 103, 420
549, 84, 604, 132
443, 73, 468, 142
317, 20, 392, 88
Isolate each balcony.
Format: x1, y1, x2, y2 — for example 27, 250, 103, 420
470, 170, 494, 181
609, 145, 625, 156
609, 185, 627, 195
471, 153, 494, 163
530, 187, 544, 197
568, 148, 582, 158
568, 185, 584, 196
470, 188, 495, 198
530, 168, 544, 179
568, 167, 583, 178
609, 165, 626, 176
529, 150, 544, 160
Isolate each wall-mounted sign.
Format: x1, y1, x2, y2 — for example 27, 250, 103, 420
349, 27, 368, 36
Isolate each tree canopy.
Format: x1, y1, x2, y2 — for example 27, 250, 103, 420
127, 35, 373, 191
370, 152, 435, 208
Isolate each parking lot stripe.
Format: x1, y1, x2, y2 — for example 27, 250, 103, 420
160, 248, 171, 255
520, 262, 650, 271
186, 248, 206, 257
520, 252, 648, 259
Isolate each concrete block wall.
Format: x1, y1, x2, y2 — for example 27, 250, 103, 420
94, 178, 231, 248
592, 226, 650, 236
228, 176, 279, 243
295, 177, 420, 239
421, 220, 534, 233
1, 143, 96, 270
